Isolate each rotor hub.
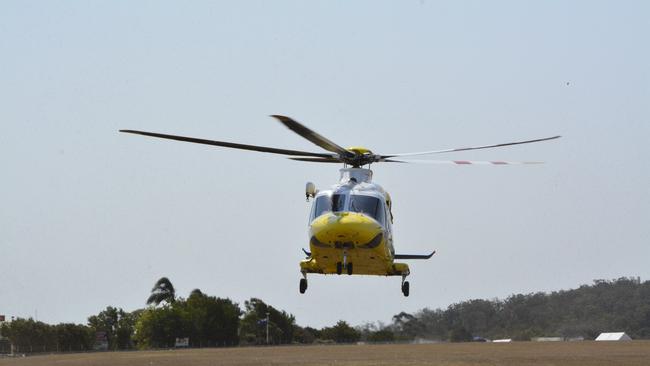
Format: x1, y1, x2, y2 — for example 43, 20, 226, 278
341, 147, 379, 167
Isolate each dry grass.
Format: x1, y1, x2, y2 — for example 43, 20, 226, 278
2, 341, 650, 366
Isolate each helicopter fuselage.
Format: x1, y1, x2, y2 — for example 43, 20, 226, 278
300, 168, 410, 277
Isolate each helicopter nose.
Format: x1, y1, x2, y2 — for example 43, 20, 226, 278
310, 212, 383, 249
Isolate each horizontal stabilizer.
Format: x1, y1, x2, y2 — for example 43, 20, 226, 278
394, 251, 436, 260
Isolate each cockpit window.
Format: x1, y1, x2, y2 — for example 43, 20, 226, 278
312, 194, 347, 219
313, 196, 331, 219
349, 195, 385, 224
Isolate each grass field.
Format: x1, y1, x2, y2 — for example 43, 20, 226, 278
2, 341, 650, 366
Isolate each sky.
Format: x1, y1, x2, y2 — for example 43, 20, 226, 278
1, 1, 649, 328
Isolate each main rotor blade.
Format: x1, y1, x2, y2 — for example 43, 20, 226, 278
381, 135, 561, 158
383, 158, 543, 165
120, 130, 335, 158
288, 157, 343, 163
271, 115, 355, 158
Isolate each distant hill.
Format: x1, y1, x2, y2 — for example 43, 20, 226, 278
389, 277, 650, 341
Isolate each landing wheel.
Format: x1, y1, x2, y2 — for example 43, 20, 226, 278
347, 263, 353, 275
336, 262, 343, 275
299, 278, 308, 294
401, 281, 410, 297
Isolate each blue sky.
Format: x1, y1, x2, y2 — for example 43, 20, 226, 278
1, 1, 649, 327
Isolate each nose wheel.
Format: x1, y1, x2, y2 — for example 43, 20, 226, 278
336, 262, 353, 275
337, 251, 353, 275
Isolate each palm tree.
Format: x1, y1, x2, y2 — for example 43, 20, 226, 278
146, 277, 176, 306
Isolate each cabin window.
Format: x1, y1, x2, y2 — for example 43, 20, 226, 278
312, 194, 347, 219
349, 195, 385, 224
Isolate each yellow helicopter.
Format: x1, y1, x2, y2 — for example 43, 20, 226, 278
121, 116, 559, 296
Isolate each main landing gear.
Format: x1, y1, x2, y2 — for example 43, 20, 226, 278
401, 275, 410, 297
299, 273, 308, 294
336, 262, 353, 275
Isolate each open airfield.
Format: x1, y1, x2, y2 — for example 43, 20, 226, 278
2, 342, 650, 366
2, 3, 649, 366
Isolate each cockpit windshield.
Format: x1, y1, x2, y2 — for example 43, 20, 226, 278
312, 194, 346, 219
349, 195, 385, 224
312, 194, 385, 224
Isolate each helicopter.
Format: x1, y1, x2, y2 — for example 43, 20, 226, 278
121, 115, 560, 296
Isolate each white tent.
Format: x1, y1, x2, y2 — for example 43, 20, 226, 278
492, 339, 512, 343
595, 332, 632, 341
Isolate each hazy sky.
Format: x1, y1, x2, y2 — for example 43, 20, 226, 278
2, 1, 649, 328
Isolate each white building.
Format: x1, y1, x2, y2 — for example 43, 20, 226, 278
595, 332, 632, 341
532, 337, 564, 342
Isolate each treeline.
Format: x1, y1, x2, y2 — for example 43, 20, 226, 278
2, 277, 649, 353
387, 277, 650, 341
0, 320, 93, 353
0, 307, 141, 353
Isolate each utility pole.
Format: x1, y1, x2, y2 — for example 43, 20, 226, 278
265, 312, 270, 345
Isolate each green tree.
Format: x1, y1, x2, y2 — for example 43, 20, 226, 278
356, 322, 394, 343
135, 289, 241, 349
392, 312, 424, 340
134, 305, 187, 349
182, 290, 241, 347
189, 288, 204, 297
0, 318, 54, 353
147, 277, 176, 306
239, 298, 295, 345
320, 321, 360, 343
54, 323, 94, 352
368, 329, 395, 343
0, 318, 93, 353
87, 306, 138, 350
449, 326, 472, 342
292, 325, 316, 344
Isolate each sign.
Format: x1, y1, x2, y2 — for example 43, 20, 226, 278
93, 331, 109, 351
0, 315, 5, 322
175, 338, 189, 348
